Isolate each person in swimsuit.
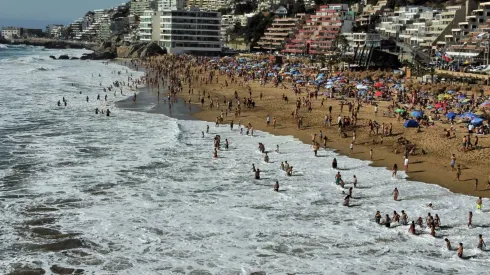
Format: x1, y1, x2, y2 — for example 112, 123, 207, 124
273, 180, 279, 192
401, 210, 408, 225
476, 197, 482, 210
450, 154, 456, 171
255, 168, 261, 179
393, 187, 399, 201
477, 234, 486, 250
264, 153, 269, 163
353, 175, 357, 188
343, 195, 350, 206
409, 221, 416, 234
445, 238, 451, 250
375, 211, 381, 224
457, 243, 463, 258
468, 211, 473, 228
384, 214, 391, 228
332, 158, 338, 169
392, 163, 398, 178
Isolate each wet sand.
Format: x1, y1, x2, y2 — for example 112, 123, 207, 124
116, 87, 199, 120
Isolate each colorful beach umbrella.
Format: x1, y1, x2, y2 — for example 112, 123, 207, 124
480, 101, 490, 109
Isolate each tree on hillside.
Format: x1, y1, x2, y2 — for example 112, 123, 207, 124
244, 13, 275, 47
292, 0, 306, 15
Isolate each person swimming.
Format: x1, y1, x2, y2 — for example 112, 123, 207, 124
57, 100, 61, 106
343, 195, 350, 206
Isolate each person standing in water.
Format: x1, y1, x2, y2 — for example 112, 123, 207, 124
392, 187, 399, 201
392, 163, 398, 178
468, 211, 473, 228
457, 243, 463, 258
273, 180, 279, 192
353, 175, 357, 188
445, 238, 451, 250
476, 197, 482, 210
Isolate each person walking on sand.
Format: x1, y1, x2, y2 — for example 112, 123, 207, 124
474, 179, 479, 191
454, 164, 461, 181
404, 157, 409, 172
266, 114, 270, 127
350, 142, 354, 154
392, 163, 398, 178
370, 149, 373, 160
450, 154, 456, 171
393, 187, 399, 201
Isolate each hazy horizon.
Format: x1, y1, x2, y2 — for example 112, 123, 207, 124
0, 0, 126, 29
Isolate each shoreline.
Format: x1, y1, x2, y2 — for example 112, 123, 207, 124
113, 58, 490, 198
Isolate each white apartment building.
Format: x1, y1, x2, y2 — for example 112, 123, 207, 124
344, 32, 381, 51
1, 27, 22, 40
159, 9, 221, 54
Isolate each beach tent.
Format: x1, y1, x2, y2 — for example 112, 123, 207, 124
411, 110, 424, 118
460, 112, 477, 119
446, 112, 457, 119
404, 120, 419, 128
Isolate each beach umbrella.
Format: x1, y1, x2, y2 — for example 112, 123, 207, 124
461, 99, 472, 104
474, 110, 486, 116
404, 120, 419, 128
446, 112, 457, 119
460, 112, 477, 119
375, 91, 383, 97
411, 110, 424, 118
480, 101, 490, 109
471, 117, 484, 125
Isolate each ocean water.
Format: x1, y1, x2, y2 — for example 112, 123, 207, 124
0, 45, 489, 274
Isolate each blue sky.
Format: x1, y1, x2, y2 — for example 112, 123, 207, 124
0, 0, 127, 29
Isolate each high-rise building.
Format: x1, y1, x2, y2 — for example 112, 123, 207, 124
160, 0, 186, 11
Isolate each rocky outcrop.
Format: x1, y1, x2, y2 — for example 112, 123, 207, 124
58, 55, 69, 60
70, 57, 79, 60
49, 55, 56, 60
116, 42, 166, 59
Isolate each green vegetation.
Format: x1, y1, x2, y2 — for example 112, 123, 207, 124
244, 13, 275, 47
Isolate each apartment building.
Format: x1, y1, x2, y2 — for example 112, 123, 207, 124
1, 27, 22, 39
187, 0, 227, 11
255, 14, 306, 51
283, 4, 353, 55
131, 0, 154, 16
343, 32, 381, 51
159, 9, 221, 54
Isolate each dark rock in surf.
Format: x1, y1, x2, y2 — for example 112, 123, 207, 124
49, 55, 56, 60
37, 238, 86, 251
58, 55, 69, 60
7, 266, 46, 275
50, 265, 84, 275
70, 57, 79, 60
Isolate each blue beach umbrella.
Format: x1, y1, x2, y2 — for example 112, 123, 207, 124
411, 110, 423, 118
471, 117, 484, 125
446, 112, 457, 119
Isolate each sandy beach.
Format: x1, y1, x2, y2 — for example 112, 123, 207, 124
136, 56, 490, 198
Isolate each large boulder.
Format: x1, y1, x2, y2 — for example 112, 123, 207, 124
139, 42, 166, 58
